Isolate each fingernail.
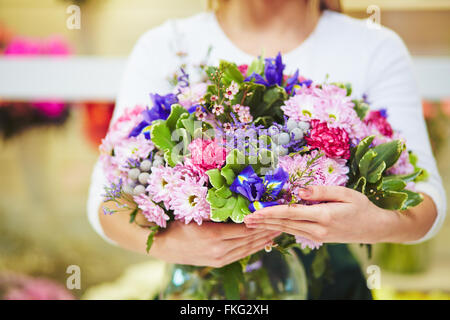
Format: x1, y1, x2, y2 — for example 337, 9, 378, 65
298, 187, 312, 198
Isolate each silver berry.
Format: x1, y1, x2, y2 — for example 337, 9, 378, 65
298, 121, 310, 131
277, 132, 290, 145
153, 158, 164, 167
286, 118, 297, 131
128, 168, 140, 180
138, 172, 150, 185
133, 185, 146, 195
291, 127, 304, 141
276, 145, 288, 156
140, 159, 152, 172
122, 185, 134, 195
268, 125, 279, 136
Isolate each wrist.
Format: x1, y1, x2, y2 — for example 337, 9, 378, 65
370, 204, 402, 243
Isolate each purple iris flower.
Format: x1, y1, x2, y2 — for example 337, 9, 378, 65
285, 69, 299, 94
144, 93, 178, 122
244, 52, 286, 87
230, 165, 289, 212
264, 52, 285, 86
230, 166, 265, 202
244, 72, 268, 86
128, 93, 178, 139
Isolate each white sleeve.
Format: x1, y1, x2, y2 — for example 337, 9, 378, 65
86, 23, 175, 243
364, 28, 446, 243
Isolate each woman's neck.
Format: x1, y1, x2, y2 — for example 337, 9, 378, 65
215, 0, 321, 57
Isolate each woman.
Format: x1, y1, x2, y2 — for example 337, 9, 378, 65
87, 0, 446, 299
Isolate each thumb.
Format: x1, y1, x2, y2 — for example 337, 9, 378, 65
298, 185, 354, 203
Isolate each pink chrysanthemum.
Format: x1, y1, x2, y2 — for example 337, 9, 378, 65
188, 138, 227, 172
170, 176, 211, 225
279, 150, 349, 191
114, 135, 154, 167
146, 166, 177, 210
133, 194, 170, 228
305, 120, 351, 159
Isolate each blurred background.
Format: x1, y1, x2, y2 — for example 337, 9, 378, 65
0, 0, 449, 300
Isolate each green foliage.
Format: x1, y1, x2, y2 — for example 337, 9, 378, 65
205, 147, 276, 223
247, 55, 265, 76
146, 226, 159, 254
352, 99, 369, 120
348, 136, 424, 211
218, 262, 244, 300
219, 60, 244, 85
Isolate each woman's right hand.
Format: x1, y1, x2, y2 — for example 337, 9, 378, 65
151, 221, 281, 267
99, 202, 280, 268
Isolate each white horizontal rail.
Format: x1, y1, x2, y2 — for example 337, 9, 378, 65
0, 56, 449, 101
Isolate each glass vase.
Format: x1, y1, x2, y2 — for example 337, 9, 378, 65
160, 249, 307, 300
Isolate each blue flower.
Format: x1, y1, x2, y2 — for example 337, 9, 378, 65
230, 166, 265, 202
285, 69, 299, 94
244, 52, 285, 87
144, 93, 178, 122
129, 93, 178, 139
264, 52, 285, 86
230, 165, 289, 212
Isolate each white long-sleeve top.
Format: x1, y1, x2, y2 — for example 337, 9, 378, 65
87, 10, 446, 244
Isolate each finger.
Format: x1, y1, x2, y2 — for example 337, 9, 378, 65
203, 222, 263, 239
244, 204, 324, 223
223, 235, 276, 266
244, 222, 320, 241
298, 185, 355, 203
226, 231, 281, 252
246, 218, 323, 236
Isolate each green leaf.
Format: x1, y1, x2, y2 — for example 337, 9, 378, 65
206, 189, 227, 208
247, 55, 264, 76
352, 99, 369, 120
370, 140, 405, 171
129, 208, 138, 223
355, 136, 375, 165
371, 190, 408, 210
206, 169, 226, 189
210, 196, 237, 222
150, 121, 175, 152
401, 190, 424, 210
230, 195, 251, 223
384, 169, 422, 183
146, 226, 159, 253
359, 149, 377, 177
215, 185, 232, 199
221, 167, 236, 185
367, 161, 386, 183
352, 176, 367, 193
382, 179, 407, 191
166, 104, 188, 131
220, 61, 244, 84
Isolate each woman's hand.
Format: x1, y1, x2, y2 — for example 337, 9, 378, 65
151, 221, 280, 267
243, 185, 435, 244
99, 200, 280, 268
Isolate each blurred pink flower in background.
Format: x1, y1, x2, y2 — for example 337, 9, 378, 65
0, 273, 75, 300
3, 35, 72, 118
4, 35, 71, 56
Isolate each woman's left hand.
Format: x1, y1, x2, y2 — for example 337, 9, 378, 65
243, 185, 399, 244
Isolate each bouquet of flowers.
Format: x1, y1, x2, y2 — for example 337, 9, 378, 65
100, 53, 426, 299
